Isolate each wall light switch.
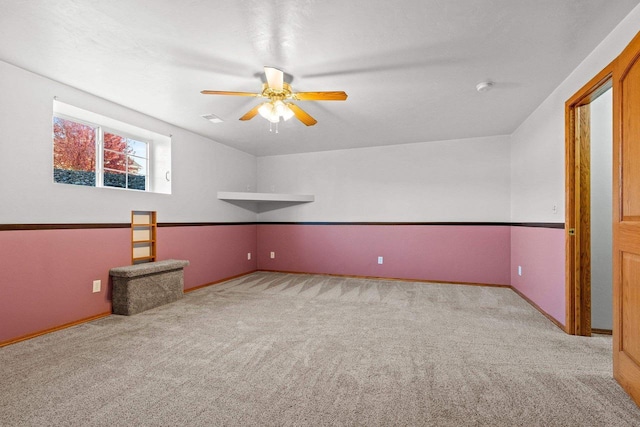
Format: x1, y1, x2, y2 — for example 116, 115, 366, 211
518, 266, 522, 276
92, 280, 101, 293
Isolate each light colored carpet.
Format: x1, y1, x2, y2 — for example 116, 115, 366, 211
1, 271, 640, 426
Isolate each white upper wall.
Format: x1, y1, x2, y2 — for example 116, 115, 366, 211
5, 3, 638, 226
257, 135, 511, 222
0, 60, 257, 224
257, 6, 640, 225
510, 4, 640, 222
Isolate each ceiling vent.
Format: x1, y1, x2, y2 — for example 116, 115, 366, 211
201, 113, 223, 123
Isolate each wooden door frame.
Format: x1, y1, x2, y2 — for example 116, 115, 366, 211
565, 65, 613, 336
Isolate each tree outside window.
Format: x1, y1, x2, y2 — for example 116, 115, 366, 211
53, 116, 148, 191
104, 132, 147, 190
53, 117, 97, 186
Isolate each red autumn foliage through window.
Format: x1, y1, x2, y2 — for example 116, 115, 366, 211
104, 132, 140, 173
53, 117, 96, 172
53, 117, 143, 175
104, 132, 129, 172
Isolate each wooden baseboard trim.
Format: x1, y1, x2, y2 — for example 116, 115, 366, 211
230, 270, 567, 334
2, 272, 258, 347
184, 270, 258, 293
257, 269, 510, 288
0, 273, 571, 347
0, 311, 112, 348
592, 328, 613, 335
509, 286, 566, 332
193, 270, 573, 337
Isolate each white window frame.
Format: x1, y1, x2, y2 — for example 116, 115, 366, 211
53, 100, 171, 194
101, 126, 150, 191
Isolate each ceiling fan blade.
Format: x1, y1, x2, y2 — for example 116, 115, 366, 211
201, 90, 260, 96
264, 66, 284, 91
294, 91, 348, 101
288, 103, 317, 126
239, 104, 262, 121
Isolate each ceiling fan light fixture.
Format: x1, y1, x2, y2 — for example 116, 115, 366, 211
260, 102, 280, 123
258, 100, 294, 123
273, 100, 286, 115
281, 104, 295, 121
258, 102, 274, 119
201, 66, 347, 128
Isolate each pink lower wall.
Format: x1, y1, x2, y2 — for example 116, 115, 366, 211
0, 228, 129, 343
510, 226, 565, 326
157, 225, 257, 290
1, 222, 566, 344
257, 224, 512, 285
0, 224, 257, 344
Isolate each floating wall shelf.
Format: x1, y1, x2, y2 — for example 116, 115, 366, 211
217, 191, 314, 203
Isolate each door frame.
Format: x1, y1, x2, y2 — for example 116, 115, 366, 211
565, 65, 613, 336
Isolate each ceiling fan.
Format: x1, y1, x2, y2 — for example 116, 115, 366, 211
201, 66, 348, 126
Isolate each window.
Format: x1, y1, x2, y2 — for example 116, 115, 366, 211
103, 132, 148, 190
52, 101, 171, 194
53, 116, 97, 187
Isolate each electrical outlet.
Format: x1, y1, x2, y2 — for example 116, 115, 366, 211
92, 280, 101, 293
270, 251, 275, 259
518, 266, 522, 276
247, 252, 252, 260
378, 256, 383, 265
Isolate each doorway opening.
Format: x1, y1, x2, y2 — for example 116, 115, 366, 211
590, 87, 613, 334
565, 67, 612, 336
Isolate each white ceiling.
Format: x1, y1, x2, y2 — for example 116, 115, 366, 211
1, 0, 638, 156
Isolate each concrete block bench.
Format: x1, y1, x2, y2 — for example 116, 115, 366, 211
109, 259, 189, 315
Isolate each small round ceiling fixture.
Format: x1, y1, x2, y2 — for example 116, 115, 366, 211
476, 81, 494, 93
